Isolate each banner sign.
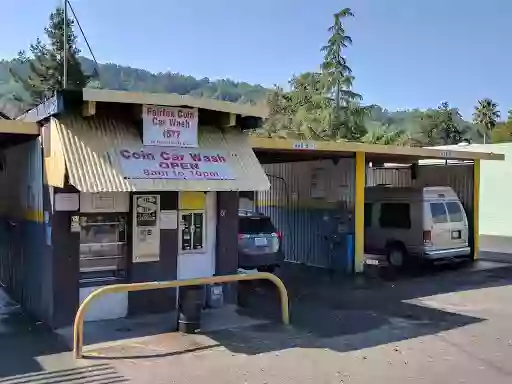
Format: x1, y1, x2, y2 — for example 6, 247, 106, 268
142, 105, 198, 147
117, 147, 235, 180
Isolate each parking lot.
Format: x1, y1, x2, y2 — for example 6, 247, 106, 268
67, 259, 512, 383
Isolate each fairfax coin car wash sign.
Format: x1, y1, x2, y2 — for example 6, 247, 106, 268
117, 147, 235, 180
143, 105, 198, 147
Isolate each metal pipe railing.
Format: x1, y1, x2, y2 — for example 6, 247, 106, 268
73, 272, 289, 358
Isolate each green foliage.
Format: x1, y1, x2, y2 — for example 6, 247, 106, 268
413, 102, 467, 146
0, 57, 268, 112
9, 6, 90, 108
361, 125, 412, 146
473, 98, 501, 143
491, 121, 512, 143
261, 7, 368, 141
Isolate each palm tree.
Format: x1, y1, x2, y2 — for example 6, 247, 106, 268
473, 98, 501, 144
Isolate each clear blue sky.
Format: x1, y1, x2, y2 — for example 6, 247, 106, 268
1, 0, 510, 117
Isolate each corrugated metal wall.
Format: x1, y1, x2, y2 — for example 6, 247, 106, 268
258, 158, 355, 269
367, 163, 474, 215
0, 138, 46, 319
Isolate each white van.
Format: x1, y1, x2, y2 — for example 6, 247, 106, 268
364, 186, 471, 268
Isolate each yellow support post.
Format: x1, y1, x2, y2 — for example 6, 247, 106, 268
473, 159, 480, 259
73, 272, 289, 359
354, 151, 365, 272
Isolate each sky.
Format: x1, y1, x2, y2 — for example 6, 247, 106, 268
1, 0, 510, 118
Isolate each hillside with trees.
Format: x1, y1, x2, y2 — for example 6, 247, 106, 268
0, 5, 507, 145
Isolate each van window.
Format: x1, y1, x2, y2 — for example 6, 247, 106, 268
364, 203, 372, 228
379, 203, 411, 229
430, 202, 448, 224
446, 202, 463, 222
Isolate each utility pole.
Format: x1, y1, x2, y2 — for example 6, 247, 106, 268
63, 0, 68, 89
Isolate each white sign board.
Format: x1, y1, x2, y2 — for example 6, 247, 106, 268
160, 210, 178, 230
116, 147, 235, 180
142, 105, 198, 147
55, 193, 79, 211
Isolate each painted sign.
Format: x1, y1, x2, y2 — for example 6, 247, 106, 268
116, 147, 235, 180
292, 141, 317, 150
142, 105, 198, 147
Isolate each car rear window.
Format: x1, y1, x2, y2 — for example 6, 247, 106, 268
446, 201, 463, 222
430, 202, 448, 224
239, 217, 276, 234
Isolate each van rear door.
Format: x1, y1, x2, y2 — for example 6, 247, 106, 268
427, 201, 452, 250
445, 200, 469, 247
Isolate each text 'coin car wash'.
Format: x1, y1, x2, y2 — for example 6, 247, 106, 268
5, 89, 269, 328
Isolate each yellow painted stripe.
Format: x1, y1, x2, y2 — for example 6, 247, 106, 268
179, 191, 205, 210
24, 209, 44, 223
473, 160, 480, 259
354, 152, 365, 272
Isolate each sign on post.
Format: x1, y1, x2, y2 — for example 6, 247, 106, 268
116, 147, 235, 180
142, 105, 199, 147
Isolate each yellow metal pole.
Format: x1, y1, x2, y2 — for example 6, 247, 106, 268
73, 272, 289, 359
354, 151, 365, 272
473, 159, 480, 260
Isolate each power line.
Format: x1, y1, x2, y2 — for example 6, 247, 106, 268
65, 0, 102, 84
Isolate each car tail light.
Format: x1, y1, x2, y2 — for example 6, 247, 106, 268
423, 230, 431, 244
275, 231, 282, 240
238, 233, 247, 240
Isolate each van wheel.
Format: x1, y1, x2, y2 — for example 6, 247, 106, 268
387, 245, 406, 269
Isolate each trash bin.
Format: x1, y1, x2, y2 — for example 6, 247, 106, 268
178, 285, 204, 333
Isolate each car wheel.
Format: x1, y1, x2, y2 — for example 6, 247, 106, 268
387, 245, 406, 269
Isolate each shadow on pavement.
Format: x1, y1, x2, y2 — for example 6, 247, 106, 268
0, 363, 128, 384
0, 290, 127, 383
0, 293, 67, 379
202, 261, 512, 356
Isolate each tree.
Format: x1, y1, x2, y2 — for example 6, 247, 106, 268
10, 6, 90, 106
361, 124, 411, 146
426, 102, 465, 145
321, 8, 367, 141
473, 98, 501, 144
491, 122, 512, 143
260, 73, 331, 139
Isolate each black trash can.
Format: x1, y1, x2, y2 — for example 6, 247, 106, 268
178, 285, 204, 333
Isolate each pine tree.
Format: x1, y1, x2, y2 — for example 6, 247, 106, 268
10, 6, 90, 106
321, 8, 368, 141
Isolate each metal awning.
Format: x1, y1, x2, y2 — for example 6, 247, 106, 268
49, 116, 270, 192
250, 137, 505, 162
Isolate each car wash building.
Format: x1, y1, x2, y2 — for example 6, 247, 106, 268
0, 89, 269, 328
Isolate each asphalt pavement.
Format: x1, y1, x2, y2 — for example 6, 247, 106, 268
1, 260, 512, 383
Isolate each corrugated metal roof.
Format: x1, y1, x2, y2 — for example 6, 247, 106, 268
53, 115, 270, 192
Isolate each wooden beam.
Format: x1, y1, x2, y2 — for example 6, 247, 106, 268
0, 121, 39, 135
